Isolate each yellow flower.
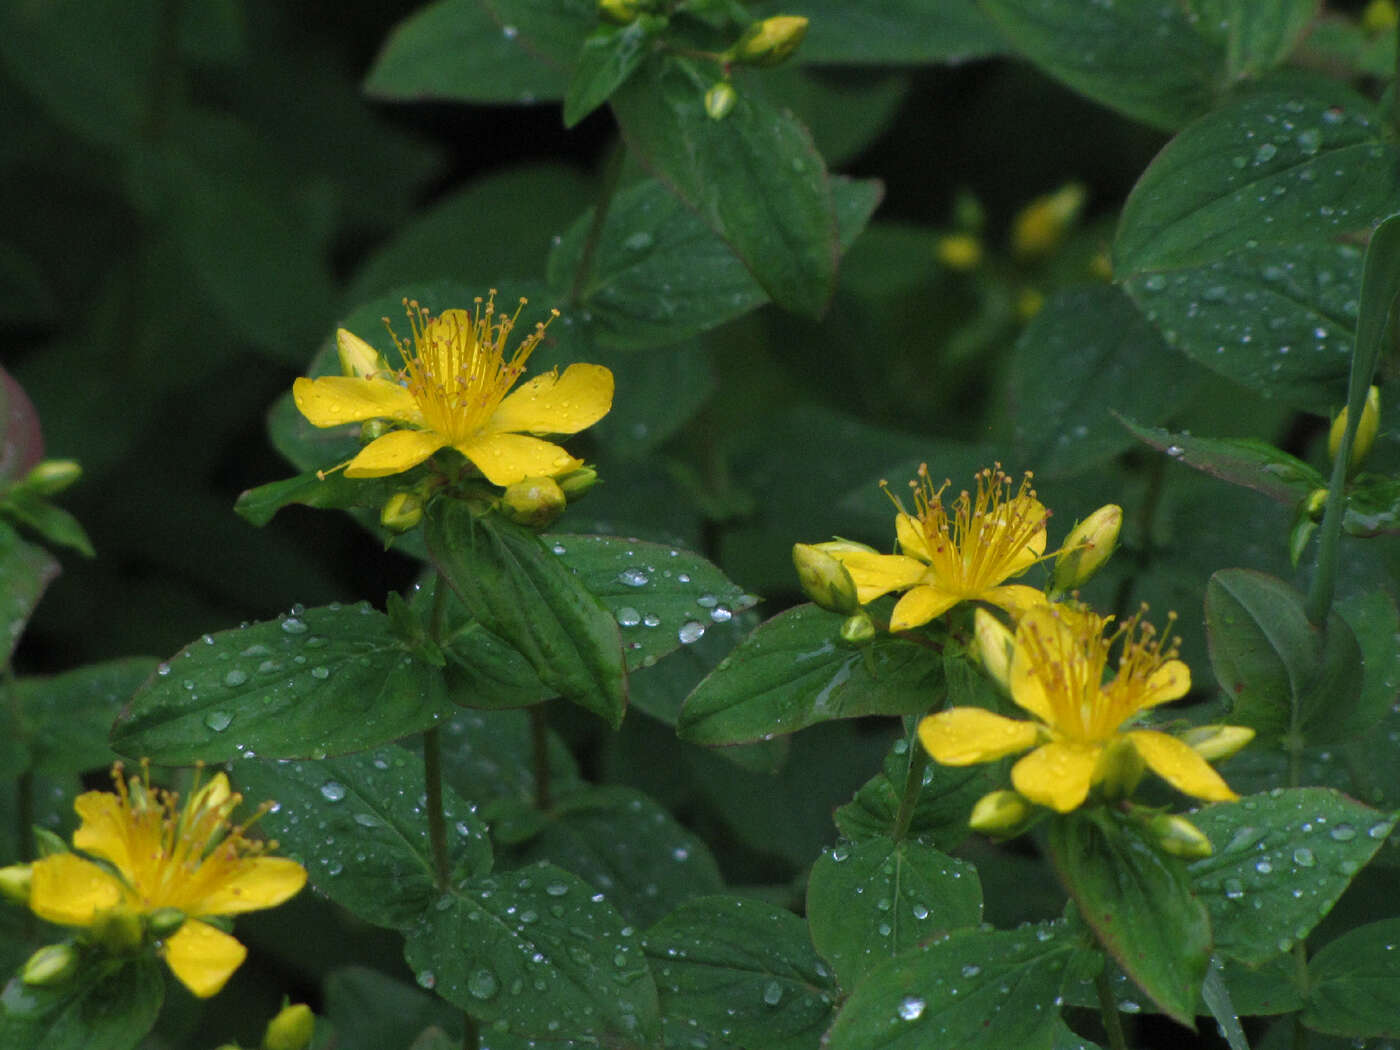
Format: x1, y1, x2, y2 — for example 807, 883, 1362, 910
25, 763, 306, 998
821, 464, 1050, 631
919, 604, 1249, 813
293, 295, 613, 485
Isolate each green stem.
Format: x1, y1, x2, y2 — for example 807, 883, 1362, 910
1304, 431, 1351, 626
530, 705, 552, 811
1094, 967, 1130, 1050
568, 142, 626, 306
891, 739, 928, 842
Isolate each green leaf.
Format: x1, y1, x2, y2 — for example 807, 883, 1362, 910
0, 489, 93, 558
611, 58, 838, 319
1120, 418, 1324, 505
643, 896, 836, 1050
1342, 475, 1400, 536
1011, 284, 1195, 477
823, 921, 1084, 1050
403, 862, 660, 1044
807, 834, 982, 991
1197, 0, 1317, 77
1348, 212, 1400, 428
679, 604, 943, 746
481, 0, 598, 68
750, 0, 1006, 64
234, 744, 491, 930
1115, 88, 1399, 272
364, 0, 573, 104
1333, 589, 1400, 739
323, 966, 465, 1050
519, 785, 723, 927
0, 520, 59, 666
1188, 787, 1396, 967
1204, 569, 1365, 745
234, 469, 425, 528
110, 602, 455, 764
15, 657, 157, 775
425, 506, 628, 727
1304, 918, 1400, 1037
564, 21, 657, 128
0, 955, 163, 1050
1048, 809, 1208, 1025
549, 533, 756, 673
438, 708, 583, 808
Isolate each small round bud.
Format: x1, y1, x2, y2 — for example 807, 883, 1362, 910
971, 608, 1014, 693
1328, 385, 1380, 477
729, 16, 809, 67
1303, 487, 1328, 520
336, 329, 385, 379
936, 234, 982, 272
839, 610, 877, 645
263, 1002, 316, 1050
1363, 0, 1398, 35
1011, 183, 1086, 260
500, 476, 567, 529
22, 459, 83, 495
1095, 736, 1145, 802
705, 81, 738, 121
1150, 813, 1214, 859
148, 907, 187, 939
792, 542, 861, 615
21, 944, 79, 987
1052, 504, 1122, 592
968, 790, 1033, 836
598, 0, 648, 23
0, 864, 32, 905
1178, 724, 1255, 762
556, 465, 599, 500
380, 491, 424, 533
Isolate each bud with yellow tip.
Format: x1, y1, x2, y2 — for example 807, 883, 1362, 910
792, 542, 862, 615
1328, 385, 1380, 477
500, 476, 567, 529
968, 790, 1034, 837
1011, 183, 1086, 261
1149, 813, 1214, 859
263, 1002, 316, 1050
971, 608, 1014, 693
0, 864, 32, 905
1178, 724, 1254, 763
728, 16, 809, 67
936, 234, 983, 272
705, 81, 738, 121
840, 610, 877, 644
1051, 504, 1122, 592
22, 459, 83, 496
380, 491, 425, 533
336, 328, 386, 379
21, 944, 79, 987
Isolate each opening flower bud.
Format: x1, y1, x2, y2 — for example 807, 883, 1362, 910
336, 328, 386, 379
1179, 724, 1255, 762
263, 1002, 316, 1050
1328, 385, 1380, 477
968, 790, 1033, 836
0, 864, 32, 904
792, 542, 861, 615
1052, 504, 1122, 592
840, 610, 877, 645
22, 459, 83, 495
1149, 813, 1214, 859
972, 608, 1014, 693
1011, 183, 1086, 260
936, 234, 982, 272
500, 476, 567, 528
380, 491, 424, 533
729, 16, 809, 67
21, 944, 78, 987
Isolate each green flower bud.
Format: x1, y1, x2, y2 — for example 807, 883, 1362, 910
1011, 183, 1086, 260
0, 864, 32, 905
263, 1002, 316, 1050
1328, 385, 1381, 477
556, 465, 599, 500
1150, 813, 1213, 859
500, 476, 567, 528
598, 0, 648, 24
972, 608, 1014, 694
1178, 724, 1255, 762
936, 233, 982, 271
22, 459, 83, 495
1095, 736, 1145, 802
1052, 504, 1122, 592
148, 907, 186, 939
728, 16, 809, 67
380, 491, 424, 533
704, 81, 738, 121
839, 610, 876, 644
1303, 487, 1329, 520
968, 790, 1033, 836
792, 542, 861, 615
21, 944, 79, 987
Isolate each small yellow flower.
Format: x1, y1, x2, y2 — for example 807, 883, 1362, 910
293, 295, 613, 485
1011, 183, 1086, 260
818, 464, 1051, 631
23, 763, 306, 998
919, 604, 1250, 813
936, 233, 983, 271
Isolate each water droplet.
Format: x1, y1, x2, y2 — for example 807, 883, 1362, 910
696, 594, 718, 608
501, 24, 518, 39
1292, 847, 1315, 867
157, 662, 171, 676
204, 711, 233, 733
1255, 859, 1273, 874
1368, 822, 1392, 839
618, 568, 649, 587
1330, 824, 1356, 842
320, 781, 347, 802
624, 231, 653, 251
678, 621, 706, 644
1223, 878, 1245, 900
616, 607, 641, 627
961, 964, 981, 978
416, 970, 436, 990
912, 903, 929, 920
463, 968, 499, 999
545, 882, 570, 897
223, 669, 248, 687
710, 605, 733, 623
281, 617, 308, 634
897, 996, 925, 1021
762, 980, 783, 1006
310, 666, 330, 680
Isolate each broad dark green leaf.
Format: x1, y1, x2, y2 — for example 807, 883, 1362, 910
1121, 418, 1323, 505
425, 504, 627, 727
1011, 284, 1194, 477
807, 834, 982, 990
679, 604, 942, 746
235, 744, 491, 930
0, 955, 163, 1050
611, 58, 838, 319
364, 0, 573, 104
520, 785, 723, 927
586, 339, 716, 458
750, 0, 1005, 64
563, 20, 657, 128
824, 921, 1084, 1050
437, 707, 583, 808
0, 520, 60, 666
110, 603, 455, 764
323, 966, 465, 1050
15, 658, 157, 775
1332, 589, 1400, 739
1189, 787, 1396, 967
1204, 569, 1364, 745
1304, 918, 1400, 1037
643, 896, 836, 1050
1116, 88, 1399, 272
1194, 0, 1318, 77
1048, 809, 1208, 1025
481, 0, 597, 68
403, 863, 660, 1044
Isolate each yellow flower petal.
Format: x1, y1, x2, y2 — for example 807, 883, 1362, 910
344, 429, 448, 478
1128, 730, 1238, 803
292, 376, 420, 428
1135, 659, 1191, 709
980, 584, 1048, 619
163, 920, 247, 998
29, 853, 125, 927
457, 432, 582, 487
895, 512, 931, 562
191, 857, 307, 916
890, 584, 961, 631
828, 550, 927, 604
1012, 740, 1101, 812
73, 791, 136, 873
488, 363, 614, 436
918, 708, 1040, 765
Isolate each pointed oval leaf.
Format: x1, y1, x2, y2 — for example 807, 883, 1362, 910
1304, 917, 1400, 1038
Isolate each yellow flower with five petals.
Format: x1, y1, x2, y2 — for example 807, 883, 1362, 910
820, 464, 1051, 631
293, 295, 613, 485
919, 604, 1250, 813
20, 763, 305, 998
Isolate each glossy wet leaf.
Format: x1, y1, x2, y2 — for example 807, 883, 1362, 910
750, 0, 1006, 64
1121, 418, 1323, 505
563, 20, 657, 128
15, 657, 157, 774
1304, 917, 1400, 1037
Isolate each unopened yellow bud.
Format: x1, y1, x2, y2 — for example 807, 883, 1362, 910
1303, 487, 1328, 520
148, 907, 186, 938
598, 0, 648, 23
729, 16, 809, 67
263, 1002, 316, 1050
1016, 287, 1045, 321
21, 944, 78, 987
336, 329, 385, 379
1328, 385, 1380, 476
1012, 183, 1087, 260
1095, 736, 1145, 802
972, 608, 1014, 693
380, 491, 424, 533
1179, 724, 1255, 762
792, 542, 862, 615
556, 465, 599, 499
968, 790, 1033, 836
1150, 813, 1214, 859
1052, 504, 1122, 592
840, 610, 877, 644
705, 81, 738, 121
936, 234, 982, 271
1363, 0, 1398, 35
500, 476, 567, 528
23, 459, 83, 495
